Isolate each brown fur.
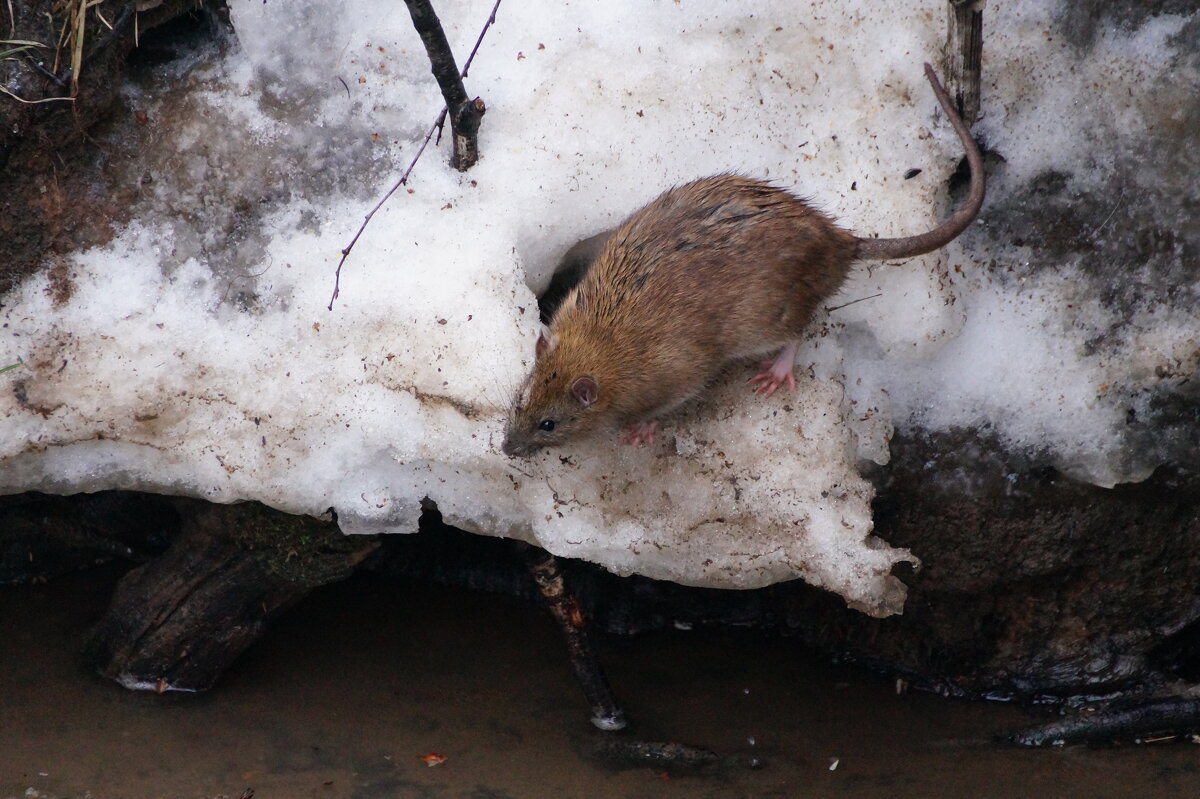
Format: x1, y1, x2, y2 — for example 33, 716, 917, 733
502, 64, 985, 457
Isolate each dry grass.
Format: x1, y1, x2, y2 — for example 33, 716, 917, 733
0, 0, 127, 103
53, 0, 107, 97
0, 37, 70, 103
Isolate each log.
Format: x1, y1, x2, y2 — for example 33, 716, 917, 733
83, 501, 379, 692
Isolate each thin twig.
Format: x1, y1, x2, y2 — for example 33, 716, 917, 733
328, 108, 448, 310
514, 541, 627, 731
0, 84, 72, 103
461, 0, 502, 78
24, 51, 70, 87
69, 0, 86, 97
328, 0, 503, 311
826, 293, 883, 313
52, 6, 70, 73
1088, 191, 1124, 240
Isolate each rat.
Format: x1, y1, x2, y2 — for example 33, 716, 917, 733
502, 63, 985, 458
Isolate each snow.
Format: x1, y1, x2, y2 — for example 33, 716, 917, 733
2, 0, 1196, 617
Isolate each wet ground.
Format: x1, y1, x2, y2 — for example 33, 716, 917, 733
3, 567, 1198, 799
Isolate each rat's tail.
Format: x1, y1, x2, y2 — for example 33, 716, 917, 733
854, 63, 986, 262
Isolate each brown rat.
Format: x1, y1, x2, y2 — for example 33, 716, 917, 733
502, 63, 985, 458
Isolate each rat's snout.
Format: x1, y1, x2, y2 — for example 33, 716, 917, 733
501, 433, 539, 459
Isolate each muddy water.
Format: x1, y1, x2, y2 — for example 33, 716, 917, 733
2, 568, 1197, 799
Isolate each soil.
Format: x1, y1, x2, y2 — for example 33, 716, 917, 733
0, 0, 230, 295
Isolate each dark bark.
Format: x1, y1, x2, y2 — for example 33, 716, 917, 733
83, 502, 379, 692
0, 492, 177, 584
582, 736, 723, 770
1008, 697, 1200, 746
944, 0, 984, 124
402, 0, 485, 171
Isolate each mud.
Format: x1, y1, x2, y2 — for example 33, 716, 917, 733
0, 0, 230, 295
4, 567, 1200, 799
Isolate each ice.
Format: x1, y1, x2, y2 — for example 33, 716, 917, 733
2, 0, 1197, 615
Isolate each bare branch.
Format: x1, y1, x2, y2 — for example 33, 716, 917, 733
403, 0, 490, 171
404, 0, 468, 108
328, 108, 448, 311
461, 0, 502, 78
328, 0, 504, 310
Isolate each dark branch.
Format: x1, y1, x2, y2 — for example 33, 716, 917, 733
514, 541, 627, 731
403, 0, 487, 171
404, 0, 469, 108
328, 0, 503, 310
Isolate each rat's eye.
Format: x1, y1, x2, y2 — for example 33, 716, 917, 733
538, 419, 556, 432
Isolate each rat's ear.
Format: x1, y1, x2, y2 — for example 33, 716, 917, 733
570, 375, 599, 406
535, 327, 558, 359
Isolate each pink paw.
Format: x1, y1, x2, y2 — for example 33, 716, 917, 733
747, 342, 800, 397
622, 421, 659, 447
747, 367, 795, 397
